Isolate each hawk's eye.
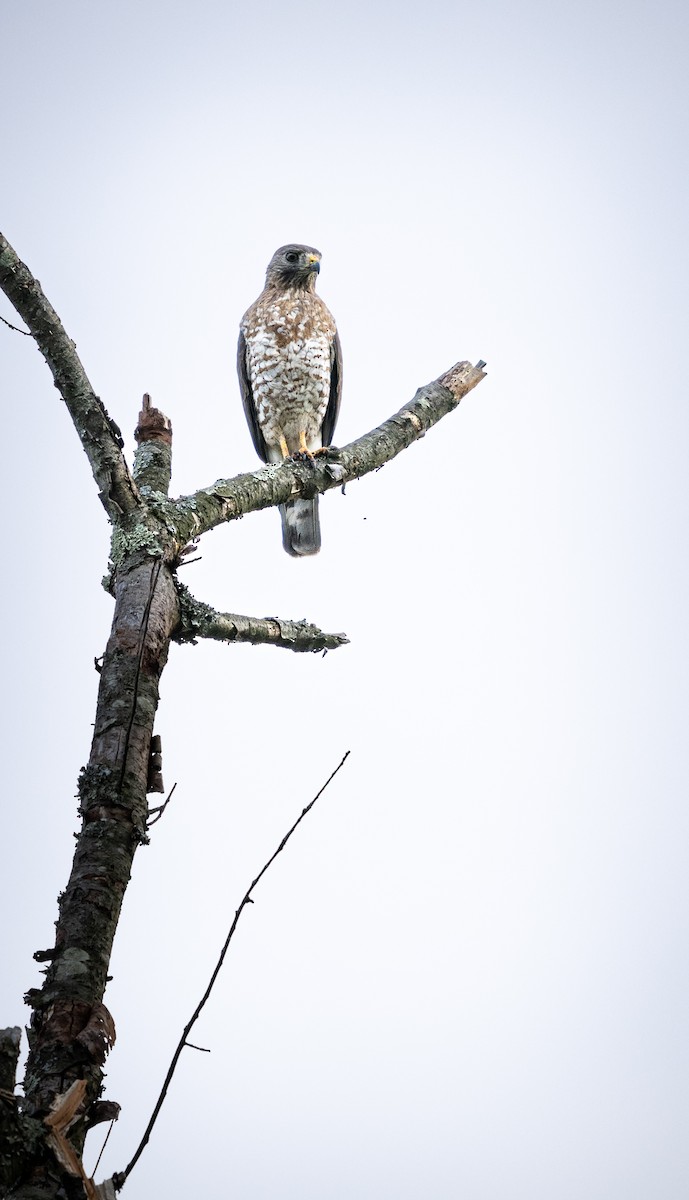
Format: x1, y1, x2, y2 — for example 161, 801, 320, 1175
285, 252, 299, 264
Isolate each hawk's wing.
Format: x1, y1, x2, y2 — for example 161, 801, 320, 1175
322, 329, 343, 447
237, 329, 269, 463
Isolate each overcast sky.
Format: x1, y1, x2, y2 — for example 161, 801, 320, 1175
2, 1, 688, 1197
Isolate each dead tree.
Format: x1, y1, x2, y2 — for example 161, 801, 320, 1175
0, 230, 486, 1199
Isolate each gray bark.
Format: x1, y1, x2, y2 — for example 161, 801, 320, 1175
175, 585, 349, 652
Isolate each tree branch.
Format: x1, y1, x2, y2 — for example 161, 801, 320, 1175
170, 360, 486, 546
194, 612, 349, 653
0, 231, 139, 521
174, 583, 349, 652
114, 751, 350, 1191
133, 394, 173, 496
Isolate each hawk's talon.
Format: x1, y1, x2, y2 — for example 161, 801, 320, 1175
297, 430, 314, 459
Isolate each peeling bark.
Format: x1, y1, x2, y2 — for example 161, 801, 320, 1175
10, 561, 179, 1198
24, 561, 178, 1106
0, 1027, 21, 1094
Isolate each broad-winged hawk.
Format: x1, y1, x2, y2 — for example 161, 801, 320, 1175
237, 244, 342, 556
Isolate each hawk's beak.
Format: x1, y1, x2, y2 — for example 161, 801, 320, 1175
307, 257, 321, 274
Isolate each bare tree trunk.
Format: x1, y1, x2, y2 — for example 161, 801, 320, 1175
2, 558, 178, 1196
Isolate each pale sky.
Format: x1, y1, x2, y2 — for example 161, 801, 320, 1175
2, 1, 688, 1197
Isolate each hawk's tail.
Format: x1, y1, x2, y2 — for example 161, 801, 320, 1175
280, 497, 321, 556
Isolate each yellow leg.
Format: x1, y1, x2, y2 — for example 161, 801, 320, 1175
298, 430, 313, 457
279, 433, 290, 459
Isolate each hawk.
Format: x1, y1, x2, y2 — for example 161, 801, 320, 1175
237, 243, 342, 556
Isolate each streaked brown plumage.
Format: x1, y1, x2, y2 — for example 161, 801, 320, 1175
237, 244, 342, 556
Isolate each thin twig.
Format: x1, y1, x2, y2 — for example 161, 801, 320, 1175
92, 1119, 116, 1177
0, 311, 32, 335
117, 750, 350, 1188
146, 782, 177, 827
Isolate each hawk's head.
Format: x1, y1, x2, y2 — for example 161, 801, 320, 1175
265, 244, 322, 291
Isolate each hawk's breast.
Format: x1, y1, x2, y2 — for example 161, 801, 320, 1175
241, 292, 336, 457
